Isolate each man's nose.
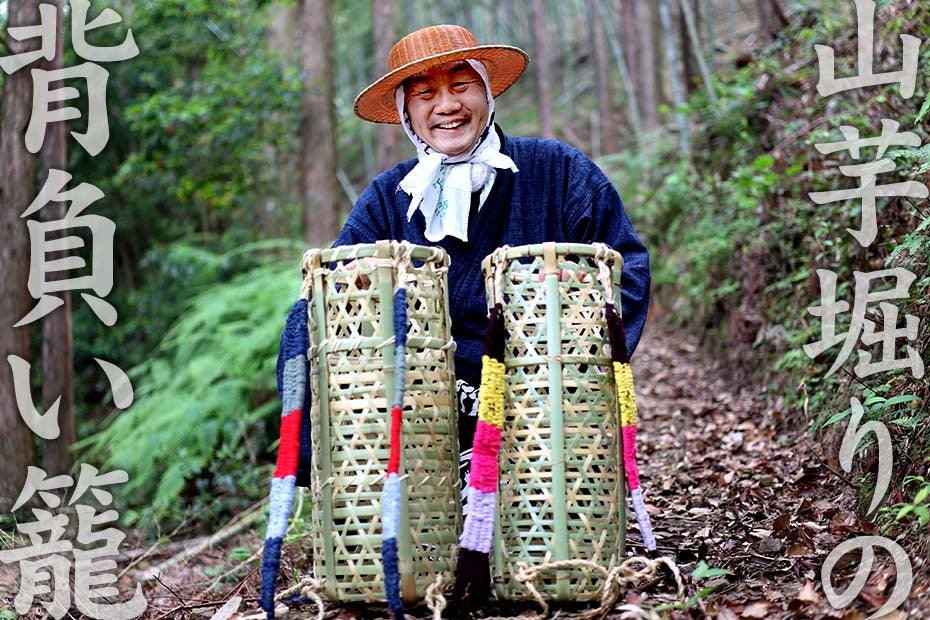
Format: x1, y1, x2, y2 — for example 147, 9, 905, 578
434, 87, 462, 113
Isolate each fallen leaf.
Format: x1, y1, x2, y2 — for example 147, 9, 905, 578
796, 580, 818, 604
741, 600, 771, 618
716, 608, 740, 620
773, 513, 791, 532
209, 597, 241, 620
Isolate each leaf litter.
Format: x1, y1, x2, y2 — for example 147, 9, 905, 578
2, 324, 927, 619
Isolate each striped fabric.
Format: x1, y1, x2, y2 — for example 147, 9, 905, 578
261, 299, 313, 619
605, 302, 656, 553
452, 303, 506, 608
383, 287, 408, 620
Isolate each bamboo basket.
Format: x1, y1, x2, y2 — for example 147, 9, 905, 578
481, 242, 627, 602
302, 241, 461, 604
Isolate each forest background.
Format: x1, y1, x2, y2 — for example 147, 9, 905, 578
1, 0, 929, 617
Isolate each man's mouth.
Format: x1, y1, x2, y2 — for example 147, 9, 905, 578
434, 119, 467, 130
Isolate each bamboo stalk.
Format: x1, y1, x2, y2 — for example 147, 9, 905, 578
543, 244, 570, 601
309, 249, 337, 596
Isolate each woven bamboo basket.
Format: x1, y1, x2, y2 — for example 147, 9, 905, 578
302, 241, 461, 604
481, 242, 627, 602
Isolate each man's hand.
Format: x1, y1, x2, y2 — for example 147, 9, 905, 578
343, 260, 372, 289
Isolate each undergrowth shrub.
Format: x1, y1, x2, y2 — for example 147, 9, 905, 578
77, 240, 305, 532
603, 0, 930, 543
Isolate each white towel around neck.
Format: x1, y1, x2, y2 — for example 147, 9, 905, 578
396, 60, 518, 242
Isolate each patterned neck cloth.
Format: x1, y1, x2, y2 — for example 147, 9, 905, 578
396, 59, 518, 243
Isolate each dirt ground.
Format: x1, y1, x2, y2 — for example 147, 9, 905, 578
2, 322, 927, 619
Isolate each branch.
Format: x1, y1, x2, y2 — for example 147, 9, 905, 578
134, 500, 266, 583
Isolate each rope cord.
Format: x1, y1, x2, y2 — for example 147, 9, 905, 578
267, 577, 325, 620
512, 556, 684, 620
424, 573, 448, 620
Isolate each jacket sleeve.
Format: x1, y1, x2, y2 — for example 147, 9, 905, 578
570, 177, 651, 357
333, 171, 403, 247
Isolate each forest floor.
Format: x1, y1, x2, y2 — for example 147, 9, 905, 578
2, 321, 927, 619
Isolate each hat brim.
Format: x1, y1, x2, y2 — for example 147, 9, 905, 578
354, 45, 529, 124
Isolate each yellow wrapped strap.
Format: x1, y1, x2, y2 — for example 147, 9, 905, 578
478, 355, 505, 428
612, 361, 637, 427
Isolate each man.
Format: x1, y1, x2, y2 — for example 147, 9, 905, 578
262, 24, 651, 618
335, 24, 651, 488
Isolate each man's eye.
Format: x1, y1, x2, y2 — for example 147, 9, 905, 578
415, 88, 435, 98
452, 80, 475, 91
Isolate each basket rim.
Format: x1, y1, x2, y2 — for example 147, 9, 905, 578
305, 241, 450, 266
480, 242, 623, 273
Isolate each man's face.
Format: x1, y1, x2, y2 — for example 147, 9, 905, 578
403, 61, 489, 157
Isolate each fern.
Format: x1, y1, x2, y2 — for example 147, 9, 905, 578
77, 240, 305, 527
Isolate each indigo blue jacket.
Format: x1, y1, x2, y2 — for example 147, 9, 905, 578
334, 129, 651, 385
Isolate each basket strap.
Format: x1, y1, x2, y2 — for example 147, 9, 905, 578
604, 300, 657, 554
382, 278, 408, 620
261, 298, 313, 618
453, 301, 506, 609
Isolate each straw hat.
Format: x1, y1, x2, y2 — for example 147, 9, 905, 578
354, 24, 530, 124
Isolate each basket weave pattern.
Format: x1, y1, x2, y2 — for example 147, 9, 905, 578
483, 243, 627, 602
304, 242, 461, 604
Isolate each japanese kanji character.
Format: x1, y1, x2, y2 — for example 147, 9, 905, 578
0, 1, 138, 155
69, 464, 129, 507
70, 0, 140, 63
810, 120, 928, 247
0, 467, 76, 619
0, 465, 147, 620
804, 268, 923, 378
73, 504, 146, 618
816, 0, 921, 98
28, 62, 111, 155
0, 4, 57, 74
16, 169, 117, 327
11, 466, 74, 511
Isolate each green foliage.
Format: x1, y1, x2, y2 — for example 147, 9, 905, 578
821, 389, 918, 430
882, 476, 930, 528
690, 560, 733, 580
77, 240, 305, 530
652, 561, 733, 614
605, 0, 930, 538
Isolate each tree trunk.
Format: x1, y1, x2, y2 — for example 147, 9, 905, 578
588, 0, 616, 155
0, 0, 39, 511
299, 0, 341, 245
620, 0, 638, 99
679, 0, 698, 95
659, 0, 690, 159
635, 0, 660, 131
757, 0, 775, 45
597, 0, 642, 145
372, 0, 401, 173
531, 0, 554, 139
704, 0, 716, 73
37, 0, 75, 478
263, 1, 301, 238
758, 0, 788, 44
679, 0, 717, 102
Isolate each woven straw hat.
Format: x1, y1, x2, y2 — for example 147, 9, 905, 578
354, 24, 529, 124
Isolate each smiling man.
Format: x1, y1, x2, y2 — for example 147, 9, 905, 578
334, 23, 651, 506
404, 61, 489, 157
